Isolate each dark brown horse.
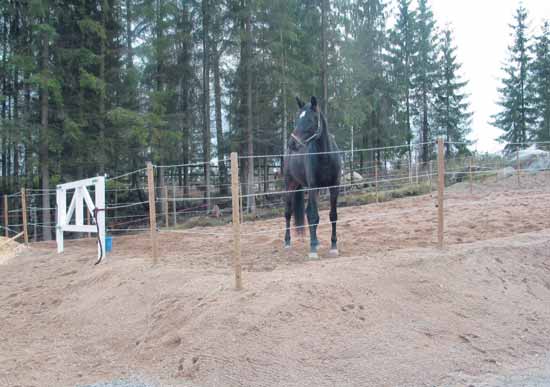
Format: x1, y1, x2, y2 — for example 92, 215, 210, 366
284, 96, 342, 259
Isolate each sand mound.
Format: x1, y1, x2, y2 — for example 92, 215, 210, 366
1, 172, 550, 386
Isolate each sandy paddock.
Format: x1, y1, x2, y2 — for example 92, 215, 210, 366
1, 173, 550, 386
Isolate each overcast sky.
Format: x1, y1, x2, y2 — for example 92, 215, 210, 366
427, 0, 550, 154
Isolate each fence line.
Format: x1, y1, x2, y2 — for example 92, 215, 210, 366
0, 225, 23, 235
2, 139, 549, 288
105, 201, 149, 210
107, 227, 151, 233
155, 159, 231, 169
236, 173, 437, 200
28, 223, 57, 229
507, 141, 550, 146
27, 188, 57, 192
107, 168, 147, 181
109, 216, 151, 228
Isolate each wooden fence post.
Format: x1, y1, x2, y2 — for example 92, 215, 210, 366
114, 189, 118, 221
408, 156, 413, 185
21, 188, 29, 245
146, 162, 158, 263
516, 148, 521, 187
3, 195, 8, 237
429, 160, 433, 193
239, 182, 244, 224
33, 204, 37, 242
231, 152, 243, 290
172, 184, 177, 227
437, 137, 445, 249
375, 163, 379, 203
162, 184, 169, 228
469, 157, 473, 195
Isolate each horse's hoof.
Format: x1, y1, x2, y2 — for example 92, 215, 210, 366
328, 249, 339, 258
308, 252, 319, 260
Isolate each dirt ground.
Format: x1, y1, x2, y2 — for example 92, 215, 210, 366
1, 172, 550, 387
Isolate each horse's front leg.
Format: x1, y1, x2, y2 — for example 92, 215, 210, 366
306, 188, 320, 259
284, 191, 292, 249
329, 187, 339, 257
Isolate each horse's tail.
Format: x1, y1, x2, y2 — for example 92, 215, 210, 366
293, 189, 305, 235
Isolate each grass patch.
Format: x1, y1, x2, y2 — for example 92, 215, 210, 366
179, 216, 229, 229
339, 182, 433, 207
243, 207, 284, 222
172, 205, 284, 229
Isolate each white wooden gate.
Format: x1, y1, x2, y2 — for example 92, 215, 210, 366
56, 176, 106, 260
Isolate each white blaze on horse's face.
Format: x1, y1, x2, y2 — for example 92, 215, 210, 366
299, 111, 306, 119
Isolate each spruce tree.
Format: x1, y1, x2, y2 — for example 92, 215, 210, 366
434, 28, 472, 158
531, 20, 550, 142
412, 0, 438, 162
387, 0, 417, 159
492, 5, 536, 151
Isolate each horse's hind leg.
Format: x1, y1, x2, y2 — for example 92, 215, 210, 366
329, 187, 339, 257
284, 191, 292, 248
306, 189, 320, 259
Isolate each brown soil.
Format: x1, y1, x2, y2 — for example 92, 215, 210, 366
1, 172, 550, 387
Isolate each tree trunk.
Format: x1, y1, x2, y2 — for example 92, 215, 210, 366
125, 0, 137, 111
12, 3, 20, 183
321, 0, 328, 120
125, 0, 133, 70
1, 14, 7, 184
180, 2, 191, 196
280, 28, 288, 154
24, 72, 31, 179
40, 28, 52, 241
245, 2, 255, 214
406, 75, 411, 163
213, 51, 227, 195
422, 88, 429, 163
98, 0, 107, 174
202, 0, 211, 211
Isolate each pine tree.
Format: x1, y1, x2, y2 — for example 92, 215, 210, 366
433, 28, 472, 158
492, 5, 536, 151
531, 20, 550, 142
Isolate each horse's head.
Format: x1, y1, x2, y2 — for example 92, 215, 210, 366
289, 96, 322, 150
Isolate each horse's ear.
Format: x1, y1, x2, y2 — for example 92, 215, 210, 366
296, 96, 305, 109
310, 96, 318, 111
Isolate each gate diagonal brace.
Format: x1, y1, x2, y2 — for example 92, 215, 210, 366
56, 176, 106, 264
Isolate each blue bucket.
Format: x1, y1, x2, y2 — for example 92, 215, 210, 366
105, 236, 113, 252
